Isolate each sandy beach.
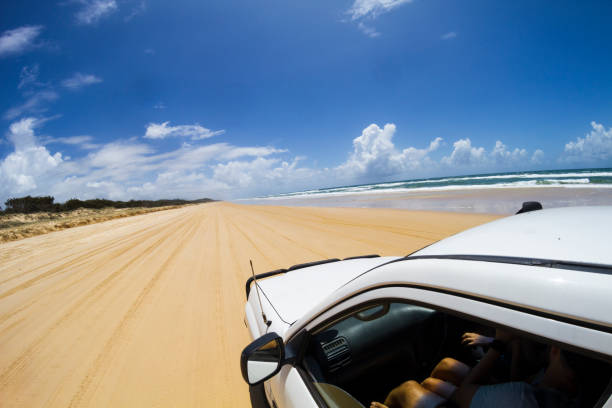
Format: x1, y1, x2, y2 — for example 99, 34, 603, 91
241, 187, 612, 214
0, 202, 498, 407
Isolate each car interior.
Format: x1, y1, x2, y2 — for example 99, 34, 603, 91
302, 301, 612, 408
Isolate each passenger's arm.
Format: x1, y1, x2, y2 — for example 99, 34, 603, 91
452, 329, 513, 408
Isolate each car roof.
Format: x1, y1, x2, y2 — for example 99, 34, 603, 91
282, 206, 612, 340
414, 206, 612, 266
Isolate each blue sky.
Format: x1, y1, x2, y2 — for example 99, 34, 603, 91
1, 0, 612, 202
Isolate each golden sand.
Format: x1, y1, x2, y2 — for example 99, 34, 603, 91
0, 202, 499, 407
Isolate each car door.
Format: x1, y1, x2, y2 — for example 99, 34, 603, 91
278, 285, 612, 408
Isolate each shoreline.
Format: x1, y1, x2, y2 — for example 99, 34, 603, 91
238, 187, 612, 214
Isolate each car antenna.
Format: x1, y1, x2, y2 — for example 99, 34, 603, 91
250, 260, 271, 327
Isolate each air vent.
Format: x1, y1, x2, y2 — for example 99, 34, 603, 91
321, 337, 351, 372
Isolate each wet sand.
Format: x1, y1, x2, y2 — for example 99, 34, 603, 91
241, 187, 612, 214
0, 202, 498, 407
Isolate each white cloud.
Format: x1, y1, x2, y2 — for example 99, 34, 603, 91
440, 139, 484, 167
3, 90, 59, 120
153, 102, 166, 109
531, 149, 544, 164
44, 135, 98, 149
346, 0, 412, 37
441, 138, 543, 170
144, 122, 225, 140
336, 123, 442, 181
62, 73, 103, 90
347, 0, 412, 20
212, 156, 317, 196
491, 140, 527, 165
0, 118, 63, 197
562, 121, 612, 164
0, 117, 308, 204
0, 26, 43, 57
357, 22, 381, 38
144, 48, 156, 55
0, 118, 556, 205
75, 0, 118, 25
441, 32, 457, 40
219, 146, 287, 160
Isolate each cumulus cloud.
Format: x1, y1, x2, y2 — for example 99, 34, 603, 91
1, 118, 555, 206
562, 121, 612, 164
491, 140, 527, 165
0, 118, 63, 197
75, 0, 118, 25
212, 156, 317, 196
144, 122, 225, 140
441, 138, 485, 167
441, 138, 538, 170
531, 149, 544, 164
0, 118, 308, 204
0, 26, 43, 57
61, 73, 103, 90
441, 32, 457, 40
336, 123, 442, 181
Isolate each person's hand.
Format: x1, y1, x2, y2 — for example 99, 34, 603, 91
461, 332, 494, 347
494, 328, 516, 343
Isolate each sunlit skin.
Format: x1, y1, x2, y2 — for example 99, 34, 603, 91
371, 329, 579, 408
370, 358, 469, 408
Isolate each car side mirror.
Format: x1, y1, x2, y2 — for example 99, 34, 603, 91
241, 332, 285, 385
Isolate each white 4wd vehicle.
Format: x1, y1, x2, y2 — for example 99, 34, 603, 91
240, 206, 612, 408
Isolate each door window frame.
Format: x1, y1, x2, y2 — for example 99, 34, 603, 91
291, 285, 612, 408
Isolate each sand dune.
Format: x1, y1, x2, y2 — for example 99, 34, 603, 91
0, 202, 498, 407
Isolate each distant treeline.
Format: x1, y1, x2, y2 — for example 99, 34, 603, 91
2, 196, 215, 214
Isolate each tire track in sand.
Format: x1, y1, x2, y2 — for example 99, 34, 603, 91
67, 216, 202, 407
0, 215, 195, 390
0, 213, 189, 328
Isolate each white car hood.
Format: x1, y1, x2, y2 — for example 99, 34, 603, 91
257, 257, 400, 324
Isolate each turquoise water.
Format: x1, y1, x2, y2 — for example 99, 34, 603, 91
265, 168, 612, 199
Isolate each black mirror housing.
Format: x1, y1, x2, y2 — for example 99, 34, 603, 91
240, 332, 285, 385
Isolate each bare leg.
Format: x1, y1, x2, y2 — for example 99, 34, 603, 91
372, 380, 446, 408
372, 358, 470, 408
421, 377, 458, 399
430, 358, 471, 386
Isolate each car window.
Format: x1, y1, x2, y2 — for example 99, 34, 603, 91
301, 301, 612, 408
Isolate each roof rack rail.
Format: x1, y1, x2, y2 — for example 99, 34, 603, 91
245, 258, 341, 299
344, 254, 380, 260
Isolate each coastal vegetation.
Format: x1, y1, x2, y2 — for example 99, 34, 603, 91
2, 195, 214, 214
0, 195, 215, 243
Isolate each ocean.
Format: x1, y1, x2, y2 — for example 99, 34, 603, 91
241, 168, 612, 213
261, 168, 612, 200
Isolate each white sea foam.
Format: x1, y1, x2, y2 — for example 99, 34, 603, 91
251, 178, 612, 201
